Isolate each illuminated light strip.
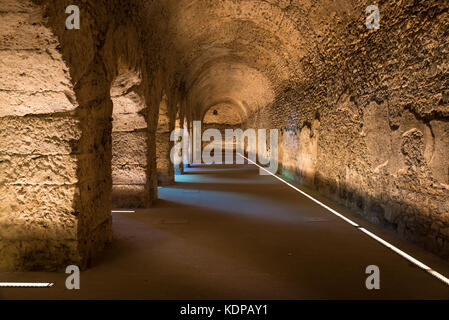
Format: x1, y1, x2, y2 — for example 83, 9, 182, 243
237, 154, 359, 227
428, 270, 449, 286
359, 227, 449, 286
0, 282, 54, 288
358, 227, 430, 270
237, 153, 449, 287
111, 210, 135, 213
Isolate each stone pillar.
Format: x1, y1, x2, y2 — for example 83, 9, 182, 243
173, 116, 184, 175
110, 72, 149, 208
156, 95, 175, 185
0, 0, 112, 271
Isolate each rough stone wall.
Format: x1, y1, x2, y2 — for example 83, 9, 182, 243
202, 104, 243, 141
0, 0, 168, 270
201, 104, 243, 161
0, 0, 89, 271
1, 0, 448, 270
246, 0, 449, 257
111, 70, 149, 208
156, 94, 175, 186
37, 0, 172, 268
37, 0, 122, 270
203, 104, 243, 129
173, 113, 185, 174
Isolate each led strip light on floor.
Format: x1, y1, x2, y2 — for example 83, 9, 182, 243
237, 153, 449, 287
0, 282, 54, 288
111, 210, 136, 213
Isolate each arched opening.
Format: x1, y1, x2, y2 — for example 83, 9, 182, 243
202, 103, 243, 132
1, 0, 449, 300
200, 104, 244, 164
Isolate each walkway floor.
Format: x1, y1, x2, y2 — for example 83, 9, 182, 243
1, 164, 448, 299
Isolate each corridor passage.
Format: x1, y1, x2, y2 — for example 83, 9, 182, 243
1, 164, 448, 299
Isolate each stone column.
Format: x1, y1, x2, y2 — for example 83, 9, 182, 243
110, 72, 149, 208
156, 95, 175, 185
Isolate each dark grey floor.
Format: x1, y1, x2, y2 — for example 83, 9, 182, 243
1, 164, 448, 299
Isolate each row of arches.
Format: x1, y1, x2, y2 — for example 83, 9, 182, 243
1, 0, 448, 271
0, 0, 253, 271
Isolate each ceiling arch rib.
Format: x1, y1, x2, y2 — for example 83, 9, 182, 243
186, 61, 275, 121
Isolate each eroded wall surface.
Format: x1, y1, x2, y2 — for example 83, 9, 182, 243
1, 0, 448, 270
246, 1, 449, 257
156, 94, 175, 185
0, 0, 158, 270
201, 104, 244, 161
0, 0, 89, 270
111, 71, 149, 208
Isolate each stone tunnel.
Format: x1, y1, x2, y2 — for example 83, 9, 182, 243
0, 0, 448, 299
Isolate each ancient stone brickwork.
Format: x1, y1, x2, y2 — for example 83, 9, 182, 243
111, 70, 149, 208
0, 0, 88, 271
201, 104, 244, 161
246, 0, 449, 257
156, 94, 175, 186
0, 0, 173, 270
1, 0, 448, 270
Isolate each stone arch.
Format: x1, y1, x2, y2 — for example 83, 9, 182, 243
202, 103, 244, 132
1, 0, 448, 269
195, 104, 245, 164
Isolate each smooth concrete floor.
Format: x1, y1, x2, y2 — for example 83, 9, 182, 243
1, 164, 449, 299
